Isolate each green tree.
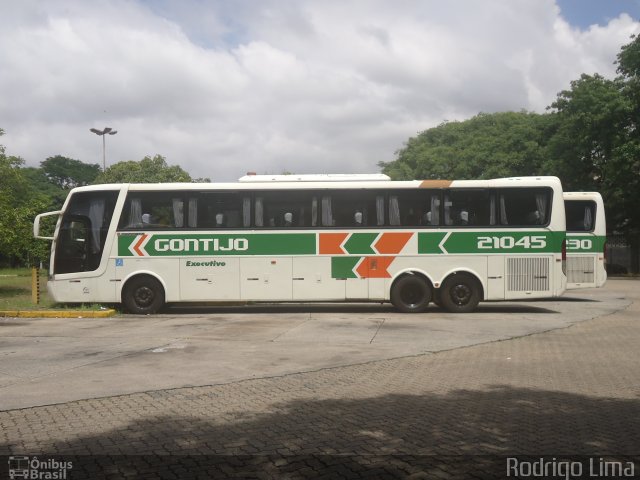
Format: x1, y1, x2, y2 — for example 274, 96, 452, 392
0, 129, 50, 266
545, 74, 628, 188
545, 33, 640, 242
379, 111, 550, 180
41, 155, 101, 189
612, 34, 640, 272
21, 167, 67, 210
93, 154, 192, 183
614, 35, 640, 237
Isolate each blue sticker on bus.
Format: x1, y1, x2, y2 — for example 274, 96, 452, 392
115, 258, 124, 267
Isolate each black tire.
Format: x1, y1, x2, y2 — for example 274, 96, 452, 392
122, 275, 165, 314
391, 274, 431, 313
440, 272, 481, 313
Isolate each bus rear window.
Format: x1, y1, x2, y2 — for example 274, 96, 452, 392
565, 200, 596, 232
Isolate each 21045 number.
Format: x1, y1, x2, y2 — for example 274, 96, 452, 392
477, 235, 547, 249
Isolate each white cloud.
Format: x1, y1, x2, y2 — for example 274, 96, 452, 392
0, 0, 638, 181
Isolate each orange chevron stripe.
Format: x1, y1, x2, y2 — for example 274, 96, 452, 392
133, 234, 148, 256
319, 233, 348, 254
356, 256, 394, 278
374, 232, 413, 254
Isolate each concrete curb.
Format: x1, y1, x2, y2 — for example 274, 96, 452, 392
0, 309, 117, 318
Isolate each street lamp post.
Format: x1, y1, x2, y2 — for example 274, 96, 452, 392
90, 127, 118, 171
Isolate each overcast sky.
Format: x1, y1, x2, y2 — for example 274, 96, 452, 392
1, 0, 639, 181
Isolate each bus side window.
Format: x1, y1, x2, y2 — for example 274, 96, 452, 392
444, 198, 453, 226
387, 190, 438, 227
389, 196, 400, 226
329, 191, 379, 227
444, 189, 492, 227
254, 191, 315, 228
499, 189, 550, 226
429, 194, 440, 225
188, 198, 198, 228
321, 196, 334, 226
192, 192, 245, 229
119, 193, 185, 229
127, 198, 143, 227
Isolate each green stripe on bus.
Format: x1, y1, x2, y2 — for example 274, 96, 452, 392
331, 257, 360, 278
417, 232, 448, 254
343, 233, 378, 254
118, 233, 316, 256
566, 234, 606, 253
418, 231, 565, 254
117, 230, 567, 257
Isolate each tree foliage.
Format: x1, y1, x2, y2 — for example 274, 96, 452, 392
0, 130, 50, 266
546, 74, 635, 235
545, 74, 628, 187
20, 167, 68, 210
41, 155, 101, 189
93, 154, 192, 183
380, 111, 550, 180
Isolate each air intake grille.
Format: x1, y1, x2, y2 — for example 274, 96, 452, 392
507, 257, 550, 292
567, 256, 595, 284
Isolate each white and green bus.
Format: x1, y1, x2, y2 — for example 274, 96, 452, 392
564, 192, 607, 289
34, 174, 567, 314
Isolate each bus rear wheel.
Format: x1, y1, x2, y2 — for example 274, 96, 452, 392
391, 274, 431, 313
440, 273, 481, 313
123, 275, 165, 314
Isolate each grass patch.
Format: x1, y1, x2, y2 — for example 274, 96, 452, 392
0, 268, 55, 310
0, 268, 108, 311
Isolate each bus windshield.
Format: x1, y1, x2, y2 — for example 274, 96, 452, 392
53, 191, 119, 274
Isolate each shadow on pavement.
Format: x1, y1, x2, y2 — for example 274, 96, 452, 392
161, 302, 559, 316
163, 302, 397, 315
456, 304, 559, 314
551, 297, 601, 303
2, 386, 638, 478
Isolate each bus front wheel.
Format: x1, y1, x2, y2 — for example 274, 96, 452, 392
440, 273, 481, 313
391, 274, 432, 313
122, 275, 165, 314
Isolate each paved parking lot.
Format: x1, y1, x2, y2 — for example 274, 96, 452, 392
0, 279, 639, 478
0, 288, 629, 410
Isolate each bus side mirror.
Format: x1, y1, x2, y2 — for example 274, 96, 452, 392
34, 211, 62, 240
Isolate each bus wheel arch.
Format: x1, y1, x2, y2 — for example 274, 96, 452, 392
121, 273, 166, 314
390, 271, 433, 313
439, 271, 483, 313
